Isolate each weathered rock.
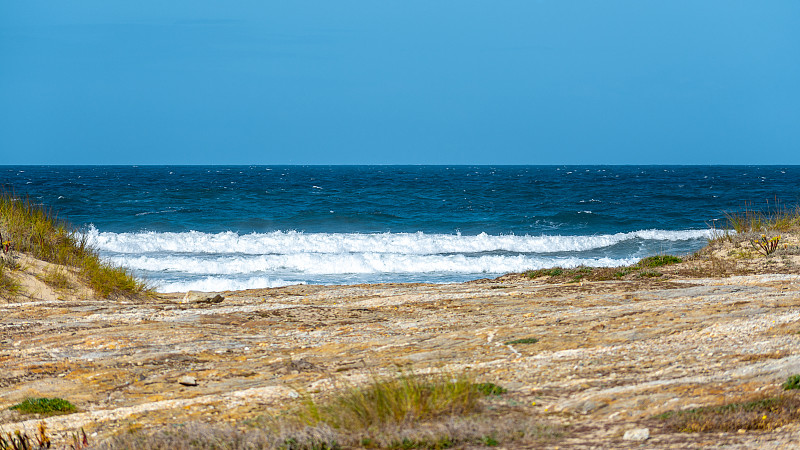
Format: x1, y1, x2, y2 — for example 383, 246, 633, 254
177, 376, 198, 386
623, 428, 650, 441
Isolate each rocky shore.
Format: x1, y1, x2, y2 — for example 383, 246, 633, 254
3, 238, 800, 448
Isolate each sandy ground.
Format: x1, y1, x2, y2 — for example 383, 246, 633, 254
2, 242, 800, 448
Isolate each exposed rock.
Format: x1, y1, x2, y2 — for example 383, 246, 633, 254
3, 251, 800, 448
177, 376, 198, 386
623, 428, 650, 441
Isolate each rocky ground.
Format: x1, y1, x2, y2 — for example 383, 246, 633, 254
2, 234, 800, 448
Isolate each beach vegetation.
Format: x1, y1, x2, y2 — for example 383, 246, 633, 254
294, 371, 481, 430
782, 374, 800, 391
657, 393, 800, 432
0, 264, 21, 298
9, 397, 77, 416
751, 234, 781, 256
505, 337, 539, 345
473, 382, 507, 396
723, 200, 800, 234
637, 270, 662, 278
638, 255, 682, 268
526, 268, 563, 278
41, 267, 73, 290
0, 192, 150, 298
0, 422, 55, 450
98, 372, 559, 449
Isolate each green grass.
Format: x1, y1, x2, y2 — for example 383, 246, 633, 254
637, 270, 662, 278
0, 192, 149, 298
526, 268, 563, 278
472, 382, 507, 396
505, 337, 539, 345
783, 374, 800, 390
41, 267, 73, 290
723, 201, 800, 234
10, 397, 77, 416
296, 371, 483, 431
657, 394, 800, 432
638, 255, 682, 268
0, 264, 21, 298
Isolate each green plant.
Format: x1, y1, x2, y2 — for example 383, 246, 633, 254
0, 264, 21, 298
751, 234, 781, 256
473, 383, 507, 396
481, 435, 499, 446
41, 267, 73, 290
637, 270, 662, 278
657, 394, 800, 432
296, 371, 482, 431
10, 397, 77, 416
638, 255, 682, 268
526, 268, 563, 278
0, 193, 150, 298
723, 200, 800, 234
505, 338, 538, 345
783, 375, 800, 390
613, 267, 635, 278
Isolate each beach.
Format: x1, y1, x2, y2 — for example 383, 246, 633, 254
3, 236, 800, 448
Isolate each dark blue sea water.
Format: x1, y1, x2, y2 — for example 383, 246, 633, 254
3, 166, 799, 292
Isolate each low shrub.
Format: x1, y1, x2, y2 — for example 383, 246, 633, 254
657, 394, 800, 432
505, 337, 539, 345
638, 255, 682, 268
10, 397, 76, 416
783, 374, 800, 390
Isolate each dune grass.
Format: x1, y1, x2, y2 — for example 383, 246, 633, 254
0, 192, 149, 298
0, 264, 21, 298
99, 372, 559, 449
296, 371, 482, 431
723, 201, 800, 234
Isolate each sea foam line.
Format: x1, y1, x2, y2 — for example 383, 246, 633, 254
109, 253, 640, 276
87, 227, 712, 255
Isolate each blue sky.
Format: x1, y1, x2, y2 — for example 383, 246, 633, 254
1, 1, 798, 165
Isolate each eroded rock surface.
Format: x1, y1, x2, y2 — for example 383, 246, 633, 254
2, 270, 800, 447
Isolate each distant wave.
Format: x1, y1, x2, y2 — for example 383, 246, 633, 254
87, 227, 712, 256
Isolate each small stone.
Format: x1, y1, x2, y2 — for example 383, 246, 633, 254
623, 428, 650, 441
178, 376, 198, 386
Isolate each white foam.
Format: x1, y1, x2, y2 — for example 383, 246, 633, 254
109, 253, 639, 276
157, 276, 300, 293
87, 227, 712, 256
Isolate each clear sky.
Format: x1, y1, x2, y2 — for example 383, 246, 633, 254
1, 1, 798, 165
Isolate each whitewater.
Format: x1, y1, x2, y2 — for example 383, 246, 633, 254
87, 227, 714, 292
5, 165, 798, 293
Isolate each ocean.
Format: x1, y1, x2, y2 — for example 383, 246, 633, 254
3, 166, 799, 293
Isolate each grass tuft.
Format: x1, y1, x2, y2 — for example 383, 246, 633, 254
10, 397, 77, 416
505, 337, 539, 345
473, 382, 507, 396
783, 374, 800, 391
0, 192, 150, 298
41, 267, 73, 290
657, 394, 800, 432
638, 255, 682, 268
296, 371, 481, 431
0, 264, 21, 298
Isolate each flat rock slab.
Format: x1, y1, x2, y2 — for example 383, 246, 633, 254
2, 273, 800, 448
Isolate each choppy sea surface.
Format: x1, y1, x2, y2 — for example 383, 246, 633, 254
3, 166, 799, 292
